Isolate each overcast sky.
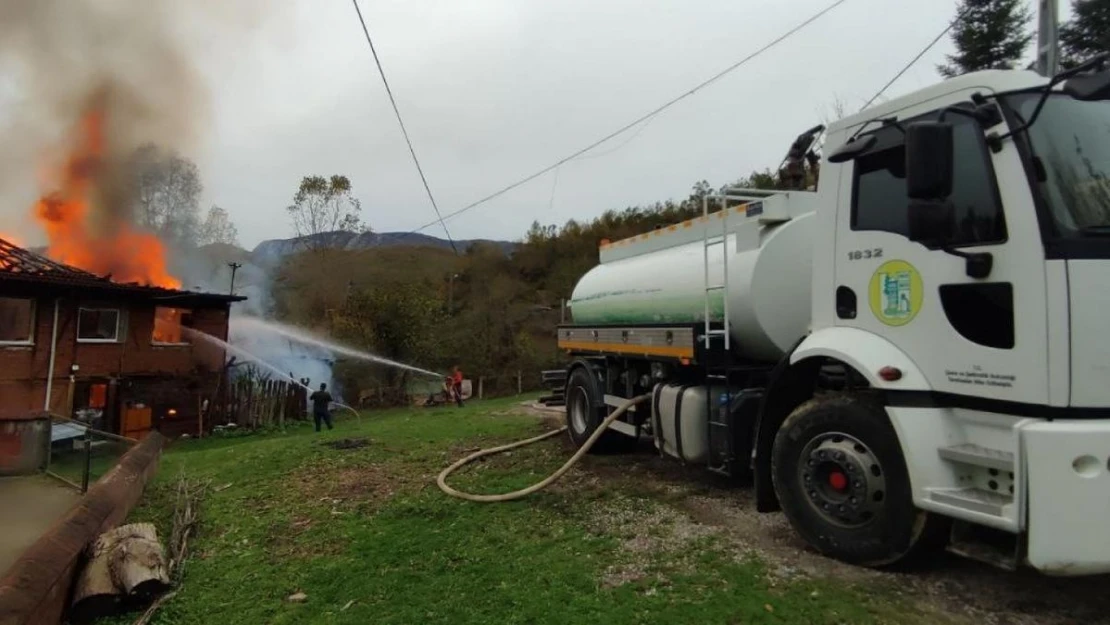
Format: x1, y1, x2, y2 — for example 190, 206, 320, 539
6, 0, 1071, 250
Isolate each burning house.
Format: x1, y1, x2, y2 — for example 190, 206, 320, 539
0, 237, 244, 451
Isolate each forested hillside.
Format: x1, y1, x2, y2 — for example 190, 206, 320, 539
267, 174, 779, 402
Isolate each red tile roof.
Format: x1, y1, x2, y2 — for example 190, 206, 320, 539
0, 237, 245, 304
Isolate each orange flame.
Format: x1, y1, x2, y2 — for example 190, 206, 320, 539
31, 109, 181, 289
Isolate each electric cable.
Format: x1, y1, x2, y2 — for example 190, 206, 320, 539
407, 0, 850, 235
437, 394, 650, 502
859, 7, 970, 111
351, 0, 459, 254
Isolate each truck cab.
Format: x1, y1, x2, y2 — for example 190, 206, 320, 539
799, 61, 1110, 574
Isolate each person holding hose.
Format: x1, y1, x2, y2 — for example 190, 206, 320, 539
451, 366, 465, 408
309, 382, 333, 431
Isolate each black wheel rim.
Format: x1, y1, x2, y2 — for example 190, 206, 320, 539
797, 431, 886, 528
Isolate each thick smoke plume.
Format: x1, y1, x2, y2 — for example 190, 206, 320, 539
0, 0, 266, 242
0, 0, 333, 390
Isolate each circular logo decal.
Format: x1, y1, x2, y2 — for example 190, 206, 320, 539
868, 260, 923, 326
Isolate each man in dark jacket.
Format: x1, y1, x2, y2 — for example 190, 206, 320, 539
309, 383, 333, 432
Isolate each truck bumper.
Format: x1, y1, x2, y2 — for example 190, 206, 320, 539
1023, 419, 1110, 576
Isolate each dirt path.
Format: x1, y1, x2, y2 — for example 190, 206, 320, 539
520, 403, 1110, 625
581, 446, 1110, 625
0, 475, 80, 576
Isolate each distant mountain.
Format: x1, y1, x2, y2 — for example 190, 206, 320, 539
249, 231, 516, 267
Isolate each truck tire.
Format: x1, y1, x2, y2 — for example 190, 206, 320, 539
565, 366, 630, 454
770, 394, 945, 568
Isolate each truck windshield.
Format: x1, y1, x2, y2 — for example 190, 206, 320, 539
1004, 93, 1110, 236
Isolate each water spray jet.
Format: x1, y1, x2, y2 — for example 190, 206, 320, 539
184, 328, 362, 424
231, 316, 444, 379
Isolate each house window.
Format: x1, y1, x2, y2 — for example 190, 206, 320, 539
77, 308, 121, 342
851, 112, 1007, 246
0, 297, 34, 344
152, 307, 194, 344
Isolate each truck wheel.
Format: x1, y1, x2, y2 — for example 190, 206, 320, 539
565, 366, 628, 454
771, 394, 944, 567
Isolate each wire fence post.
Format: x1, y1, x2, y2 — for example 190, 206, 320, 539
81, 434, 92, 493
41, 419, 52, 473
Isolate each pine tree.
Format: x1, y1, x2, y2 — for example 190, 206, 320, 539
938, 0, 1034, 78
1061, 0, 1110, 68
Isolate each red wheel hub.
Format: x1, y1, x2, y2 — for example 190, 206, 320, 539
828, 471, 848, 491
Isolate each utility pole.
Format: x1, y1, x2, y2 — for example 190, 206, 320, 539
227, 262, 242, 296
1035, 0, 1060, 77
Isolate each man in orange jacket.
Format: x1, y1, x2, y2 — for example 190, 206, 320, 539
450, 365, 464, 408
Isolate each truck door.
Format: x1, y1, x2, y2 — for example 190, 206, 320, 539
833, 105, 1049, 406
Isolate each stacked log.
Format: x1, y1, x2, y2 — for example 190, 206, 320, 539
70, 523, 170, 622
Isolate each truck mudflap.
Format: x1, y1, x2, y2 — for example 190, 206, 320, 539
1023, 419, 1110, 576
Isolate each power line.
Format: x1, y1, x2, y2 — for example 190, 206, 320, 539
546, 166, 560, 213
859, 7, 968, 111
350, 0, 458, 254
407, 0, 850, 234
570, 116, 656, 162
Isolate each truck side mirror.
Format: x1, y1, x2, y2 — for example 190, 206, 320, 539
908, 199, 954, 246
827, 134, 877, 164
905, 121, 954, 200
1063, 71, 1110, 101
905, 121, 956, 246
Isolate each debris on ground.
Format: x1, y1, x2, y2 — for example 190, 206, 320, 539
324, 437, 371, 450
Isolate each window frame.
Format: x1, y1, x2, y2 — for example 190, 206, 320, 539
849, 109, 1010, 249
0, 296, 36, 346
151, 306, 194, 346
76, 307, 122, 344
999, 90, 1110, 259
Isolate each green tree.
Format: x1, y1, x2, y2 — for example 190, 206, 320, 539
1062, 0, 1110, 68
329, 283, 444, 401
939, 0, 1033, 77
286, 175, 366, 254
732, 169, 779, 190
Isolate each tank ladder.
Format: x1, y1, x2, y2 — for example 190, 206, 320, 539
702, 194, 730, 351
702, 194, 735, 477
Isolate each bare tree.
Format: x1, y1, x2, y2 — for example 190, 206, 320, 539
198, 205, 239, 246
130, 143, 203, 248
286, 175, 367, 253
822, 95, 850, 122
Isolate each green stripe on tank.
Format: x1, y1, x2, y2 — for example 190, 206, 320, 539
569, 292, 725, 324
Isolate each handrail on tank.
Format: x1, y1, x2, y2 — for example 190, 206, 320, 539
720, 186, 780, 197
710, 188, 784, 205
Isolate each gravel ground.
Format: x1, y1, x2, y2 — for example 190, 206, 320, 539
523, 402, 1110, 625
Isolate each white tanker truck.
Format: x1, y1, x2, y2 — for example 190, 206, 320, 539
556, 56, 1110, 575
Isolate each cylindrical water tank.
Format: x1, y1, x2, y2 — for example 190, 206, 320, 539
568, 212, 814, 362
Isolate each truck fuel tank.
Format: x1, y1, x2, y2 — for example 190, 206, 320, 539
569, 208, 815, 362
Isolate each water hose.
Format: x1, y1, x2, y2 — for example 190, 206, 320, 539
436, 394, 651, 502
334, 402, 362, 424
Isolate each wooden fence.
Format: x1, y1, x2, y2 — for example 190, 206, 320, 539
216, 378, 307, 429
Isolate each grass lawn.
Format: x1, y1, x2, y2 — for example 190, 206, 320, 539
112, 396, 966, 625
